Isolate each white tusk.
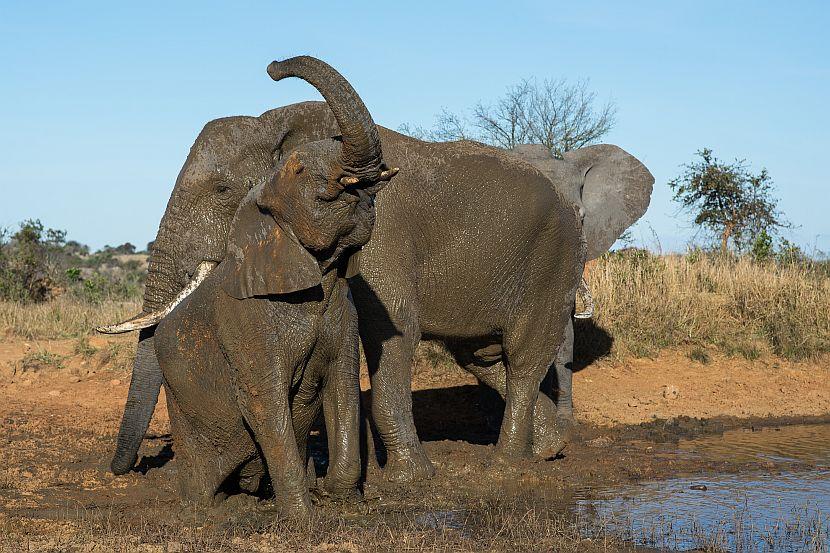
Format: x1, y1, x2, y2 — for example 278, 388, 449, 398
573, 277, 594, 320
378, 167, 399, 181
95, 261, 218, 334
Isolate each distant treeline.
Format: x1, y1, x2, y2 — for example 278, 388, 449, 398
0, 219, 147, 303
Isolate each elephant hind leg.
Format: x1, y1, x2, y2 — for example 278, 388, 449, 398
167, 396, 258, 504
449, 342, 568, 459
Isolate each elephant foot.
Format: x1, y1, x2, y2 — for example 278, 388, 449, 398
312, 486, 367, 515
531, 422, 569, 459
258, 494, 313, 519
384, 446, 436, 483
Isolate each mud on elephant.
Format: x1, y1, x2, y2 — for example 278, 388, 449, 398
152, 56, 397, 514
100, 67, 653, 484
509, 143, 654, 420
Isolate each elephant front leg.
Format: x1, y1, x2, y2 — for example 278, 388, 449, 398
238, 385, 311, 517
320, 362, 362, 500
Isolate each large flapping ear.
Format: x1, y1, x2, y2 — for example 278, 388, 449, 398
563, 145, 654, 260
221, 190, 322, 299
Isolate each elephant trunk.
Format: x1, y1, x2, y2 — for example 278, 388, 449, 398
104, 232, 215, 474
110, 328, 162, 475
267, 56, 383, 180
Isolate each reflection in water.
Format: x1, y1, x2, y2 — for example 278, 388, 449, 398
680, 424, 830, 466
575, 425, 830, 551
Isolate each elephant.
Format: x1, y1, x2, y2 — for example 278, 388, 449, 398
100, 65, 652, 483
508, 143, 654, 420
152, 56, 398, 514
98, 102, 345, 476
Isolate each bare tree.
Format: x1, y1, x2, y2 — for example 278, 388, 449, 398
399, 108, 472, 142
402, 78, 616, 158
471, 80, 533, 149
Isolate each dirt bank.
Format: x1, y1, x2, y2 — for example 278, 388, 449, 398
0, 335, 828, 552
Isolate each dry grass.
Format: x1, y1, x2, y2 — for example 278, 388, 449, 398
588, 252, 830, 360
1, 253, 827, 363
0, 295, 140, 340
0, 497, 628, 553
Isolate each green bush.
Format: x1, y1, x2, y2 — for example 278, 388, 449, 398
0, 219, 145, 304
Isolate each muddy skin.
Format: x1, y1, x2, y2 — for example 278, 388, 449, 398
510, 144, 653, 423
152, 57, 397, 516
104, 100, 654, 480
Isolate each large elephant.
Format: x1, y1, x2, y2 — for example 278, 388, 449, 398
509, 144, 654, 419
100, 103, 344, 476
101, 66, 651, 482
153, 56, 397, 515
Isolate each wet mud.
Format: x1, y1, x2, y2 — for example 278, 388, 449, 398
1, 336, 828, 551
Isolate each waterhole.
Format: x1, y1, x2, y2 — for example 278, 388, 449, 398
574, 424, 830, 551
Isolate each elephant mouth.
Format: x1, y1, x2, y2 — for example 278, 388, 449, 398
96, 260, 218, 334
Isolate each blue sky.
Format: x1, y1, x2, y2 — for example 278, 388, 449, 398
1, 1, 828, 253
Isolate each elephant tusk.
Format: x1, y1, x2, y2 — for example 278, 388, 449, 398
378, 167, 399, 181
573, 277, 594, 320
95, 261, 218, 334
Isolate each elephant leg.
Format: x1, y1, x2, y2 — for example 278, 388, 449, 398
290, 380, 324, 489
452, 345, 567, 459
320, 365, 362, 499
544, 316, 575, 421
357, 298, 434, 483
497, 313, 570, 460
167, 394, 254, 504
238, 387, 311, 516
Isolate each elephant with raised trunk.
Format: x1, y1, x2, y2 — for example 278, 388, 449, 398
154, 56, 396, 514
101, 63, 652, 482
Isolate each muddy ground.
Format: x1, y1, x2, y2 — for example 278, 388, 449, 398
1, 335, 828, 552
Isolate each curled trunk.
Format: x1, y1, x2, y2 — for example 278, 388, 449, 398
267, 56, 383, 179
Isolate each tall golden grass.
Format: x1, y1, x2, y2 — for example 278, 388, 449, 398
1, 253, 827, 362
0, 296, 140, 340
587, 252, 830, 360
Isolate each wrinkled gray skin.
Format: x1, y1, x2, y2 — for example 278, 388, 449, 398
154, 56, 396, 515
509, 144, 654, 419
105, 101, 651, 483
108, 102, 345, 476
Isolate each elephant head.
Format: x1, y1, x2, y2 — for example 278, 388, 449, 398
223, 57, 397, 300
98, 102, 341, 334
97, 86, 344, 476
511, 143, 654, 260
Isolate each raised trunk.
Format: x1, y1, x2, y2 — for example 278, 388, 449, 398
267, 56, 383, 179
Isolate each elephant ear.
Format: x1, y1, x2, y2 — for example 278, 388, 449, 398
220, 191, 322, 299
563, 144, 654, 260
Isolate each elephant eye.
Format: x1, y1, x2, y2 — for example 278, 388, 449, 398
216, 184, 232, 194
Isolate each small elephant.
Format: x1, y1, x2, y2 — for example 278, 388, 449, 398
153, 56, 397, 514
510, 144, 654, 420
